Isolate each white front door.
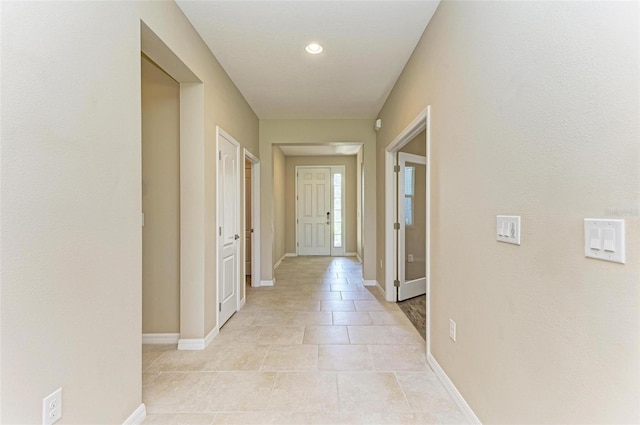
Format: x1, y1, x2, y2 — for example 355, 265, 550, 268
297, 167, 331, 256
218, 131, 240, 327
397, 152, 427, 301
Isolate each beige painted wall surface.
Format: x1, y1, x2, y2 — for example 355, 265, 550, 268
141, 55, 180, 334
285, 156, 357, 254
259, 119, 376, 283
376, 1, 639, 423
273, 146, 286, 265
1, 1, 258, 423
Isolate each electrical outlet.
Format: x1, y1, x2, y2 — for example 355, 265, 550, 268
449, 319, 456, 342
407, 254, 414, 263
43, 388, 62, 425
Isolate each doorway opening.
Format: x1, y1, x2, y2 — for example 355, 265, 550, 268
244, 149, 261, 288
384, 107, 431, 352
141, 21, 206, 350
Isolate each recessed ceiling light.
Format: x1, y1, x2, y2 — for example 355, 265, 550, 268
305, 43, 324, 55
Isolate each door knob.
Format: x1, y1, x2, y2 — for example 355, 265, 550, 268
326, 211, 330, 225
234, 234, 240, 240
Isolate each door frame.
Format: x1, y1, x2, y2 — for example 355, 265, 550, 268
243, 149, 261, 288
384, 106, 431, 353
216, 126, 242, 328
294, 165, 346, 256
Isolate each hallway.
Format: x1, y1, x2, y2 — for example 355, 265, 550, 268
142, 257, 466, 424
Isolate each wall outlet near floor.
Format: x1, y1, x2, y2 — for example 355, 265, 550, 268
43, 388, 62, 425
449, 319, 457, 342
407, 254, 414, 263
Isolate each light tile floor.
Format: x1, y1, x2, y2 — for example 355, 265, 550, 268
142, 256, 466, 425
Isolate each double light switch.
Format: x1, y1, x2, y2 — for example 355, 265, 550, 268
497, 215, 521, 245
584, 219, 625, 263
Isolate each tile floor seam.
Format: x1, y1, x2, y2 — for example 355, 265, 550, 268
393, 371, 414, 413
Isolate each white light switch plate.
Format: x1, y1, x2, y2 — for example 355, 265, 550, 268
497, 215, 521, 245
584, 219, 625, 264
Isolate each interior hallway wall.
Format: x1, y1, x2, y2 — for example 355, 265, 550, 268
1, 1, 258, 423
284, 156, 358, 255
141, 55, 180, 334
376, 1, 639, 423
259, 119, 377, 285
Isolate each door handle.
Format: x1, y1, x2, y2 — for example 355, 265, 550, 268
234, 234, 240, 240
326, 211, 330, 225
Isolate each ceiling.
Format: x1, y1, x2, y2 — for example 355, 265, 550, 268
277, 144, 362, 157
176, 1, 440, 119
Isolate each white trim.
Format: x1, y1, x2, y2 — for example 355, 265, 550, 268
178, 326, 219, 351
356, 253, 362, 263
244, 149, 261, 288
122, 404, 146, 425
363, 280, 386, 298
141, 333, 179, 344
428, 353, 481, 425
345, 252, 357, 257
274, 253, 287, 269
285, 252, 297, 257
260, 279, 275, 287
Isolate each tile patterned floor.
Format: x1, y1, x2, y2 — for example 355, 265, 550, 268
142, 256, 466, 425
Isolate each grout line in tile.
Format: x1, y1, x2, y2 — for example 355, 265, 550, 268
392, 371, 413, 412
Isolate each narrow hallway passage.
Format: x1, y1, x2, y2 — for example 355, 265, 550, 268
142, 257, 466, 424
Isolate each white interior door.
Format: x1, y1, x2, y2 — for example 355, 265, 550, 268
297, 167, 331, 256
398, 152, 427, 301
218, 131, 240, 327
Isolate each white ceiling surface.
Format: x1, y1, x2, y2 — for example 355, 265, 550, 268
278, 144, 362, 156
176, 1, 440, 119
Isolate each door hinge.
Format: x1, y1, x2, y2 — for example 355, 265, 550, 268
394, 280, 400, 288
219, 227, 222, 236
394, 165, 400, 173
394, 222, 400, 230
297, 219, 299, 224
219, 151, 222, 160
219, 303, 222, 312
297, 242, 299, 247
251, 228, 254, 233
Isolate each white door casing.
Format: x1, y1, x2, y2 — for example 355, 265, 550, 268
218, 129, 240, 327
397, 152, 427, 301
297, 167, 331, 255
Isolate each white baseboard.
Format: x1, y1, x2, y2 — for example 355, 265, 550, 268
177, 326, 219, 351
346, 252, 357, 257
260, 279, 275, 287
285, 252, 297, 257
427, 353, 481, 425
364, 280, 386, 299
274, 253, 287, 269
240, 297, 246, 308
356, 253, 362, 263
122, 403, 146, 425
141, 333, 179, 345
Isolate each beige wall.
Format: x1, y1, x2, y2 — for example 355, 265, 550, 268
1, 1, 258, 423
259, 119, 377, 284
273, 146, 286, 264
376, 1, 639, 423
284, 156, 358, 254
141, 55, 180, 334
